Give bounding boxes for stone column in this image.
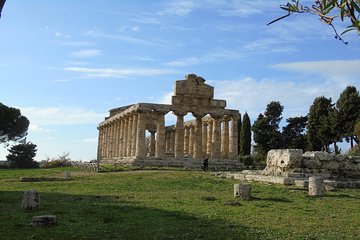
[135,112,146,158]
[206,121,213,156]
[184,126,190,155]
[118,119,123,157]
[149,130,156,156]
[97,127,102,160]
[189,125,194,156]
[202,122,208,156]
[170,130,175,154]
[309,177,325,196]
[123,118,129,157]
[155,113,166,158]
[104,125,109,158]
[120,118,126,157]
[131,114,138,156]
[229,114,240,159]
[126,116,133,157]
[221,116,230,159]
[104,126,108,158]
[211,114,222,159]
[113,121,119,158]
[174,112,186,158]
[193,113,205,159]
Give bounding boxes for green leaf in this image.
[352,1,360,13]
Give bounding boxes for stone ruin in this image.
[97,74,243,170]
[228,149,360,189]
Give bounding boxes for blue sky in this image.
[1,0,359,161]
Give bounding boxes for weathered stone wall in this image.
[263,149,360,179]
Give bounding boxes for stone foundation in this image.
[219,149,360,189]
[101,156,244,171]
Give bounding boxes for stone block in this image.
[21,190,40,210]
[234,183,252,200]
[309,177,325,196]
[302,159,321,169]
[321,160,339,170]
[264,149,303,175]
[294,180,308,188]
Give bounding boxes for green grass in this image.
[0,168,359,239]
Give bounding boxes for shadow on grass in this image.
[0,190,263,240]
[323,193,360,200]
[252,196,292,203]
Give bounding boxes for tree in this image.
[239,112,251,156]
[354,119,360,143]
[252,101,284,155]
[270,0,360,44]
[7,142,38,168]
[307,96,341,152]
[336,86,360,148]
[0,102,29,145]
[0,0,5,18]
[282,116,308,151]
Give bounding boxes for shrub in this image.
[40,152,72,168]
[347,145,360,156]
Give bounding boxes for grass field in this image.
[0,167,359,240]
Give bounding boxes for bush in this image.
[347,145,360,156]
[40,152,72,168]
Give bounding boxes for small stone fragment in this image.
[309,177,325,196]
[31,215,56,227]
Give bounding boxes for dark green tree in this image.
[354,119,360,143]
[239,112,251,156]
[252,101,284,155]
[336,86,360,148]
[307,96,341,152]
[237,114,242,155]
[282,116,308,151]
[0,102,29,145]
[7,142,38,168]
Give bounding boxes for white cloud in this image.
[19,106,105,126]
[210,75,356,122]
[163,49,243,67]
[70,49,102,58]
[28,124,53,133]
[85,29,158,46]
[54,32,72,38]
[272,59,360,77]
[65,67,178,78]
[161,0,200,16]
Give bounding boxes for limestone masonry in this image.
[225,149,360,189]
[97,74,241,169]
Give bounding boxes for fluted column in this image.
[221,116,230,159]
[123,118,129,157]
[135,112,146,158]
[103,125,108,159]
[189,125,194,156]
[113,121,119,158]
[229,114,240,159]
[156,113,166,158]
[206,121,213,156]
[131,114,138,156]
[118,119,123,157]
[97,127,103,160]
[193,113,205,159]
[202,122,208,156]
[105,124,110,158]
[126,116,133,157]
[149,130,156,156]
[184,126,190,155]
[120,118,126,157]
[211,114,222,159]
[174,112,186,158]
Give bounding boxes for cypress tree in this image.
[336,86,360,148]
[239,112,251,156]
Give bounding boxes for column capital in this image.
[211,113,223,119]
[192,111,206,119]
[173,110,187,116]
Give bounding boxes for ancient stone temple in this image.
[97,74,242,169]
